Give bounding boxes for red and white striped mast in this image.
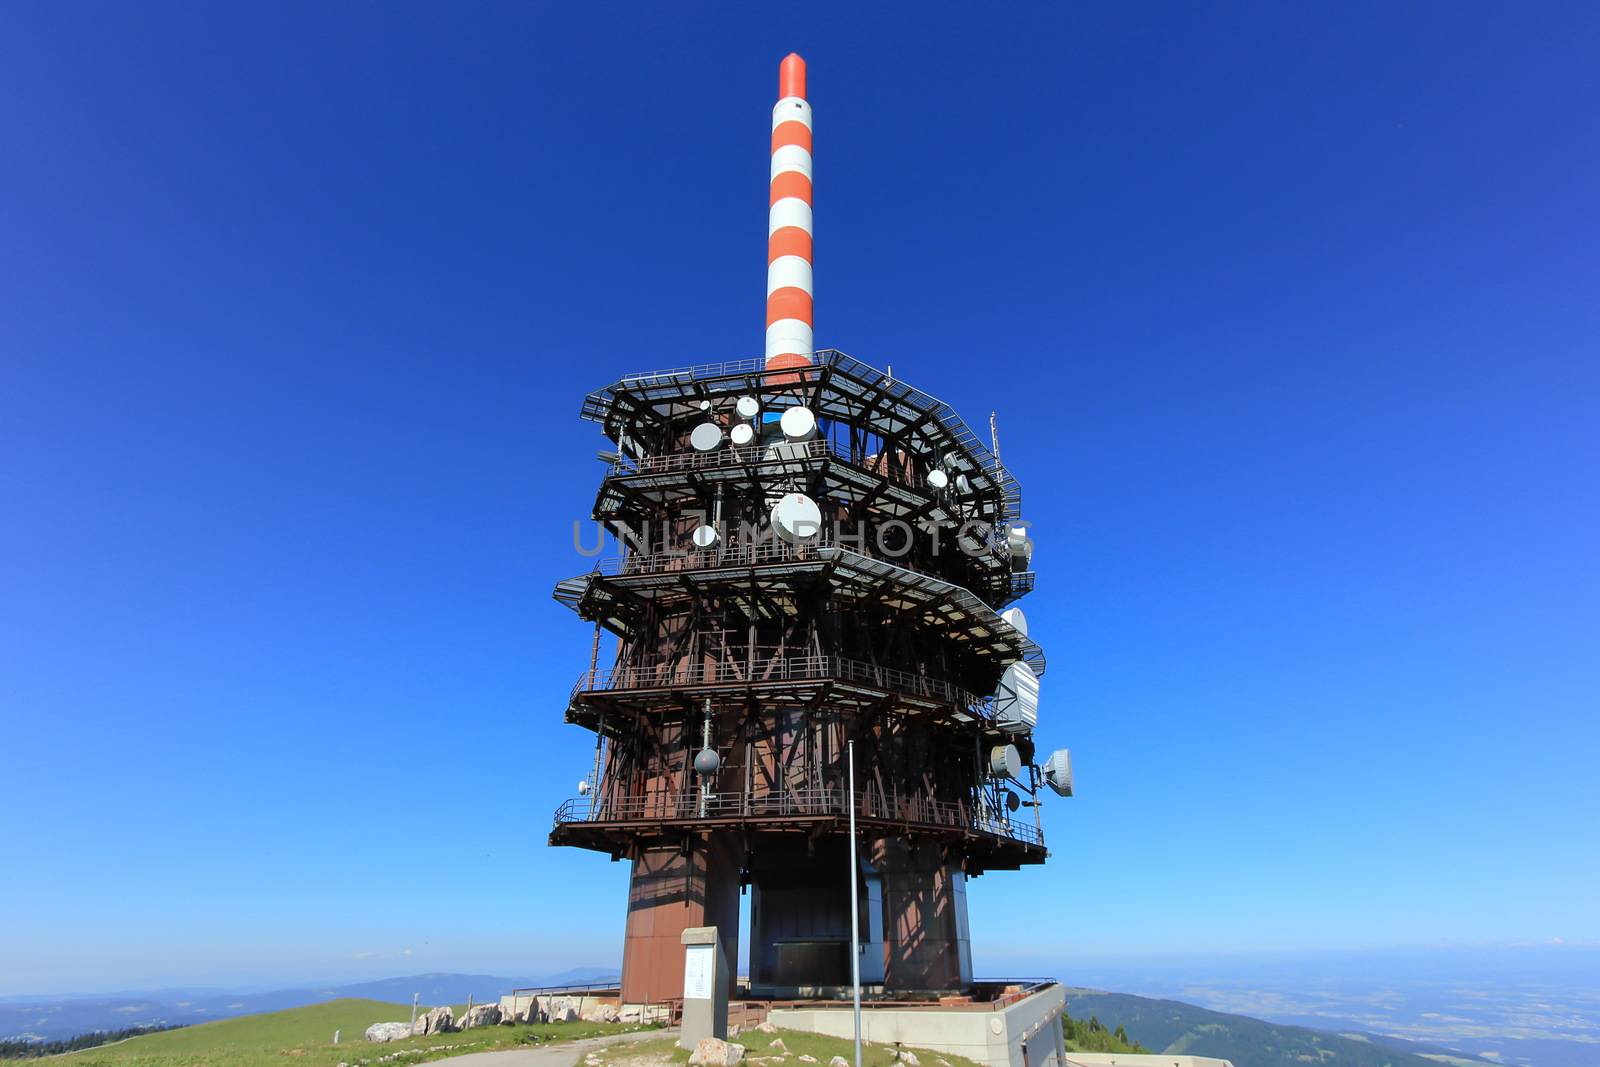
[766,53,814,375]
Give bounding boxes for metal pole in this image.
[847,740,862,1067]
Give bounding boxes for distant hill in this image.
[1065,990,1496,1067]
[0,970,614,1044]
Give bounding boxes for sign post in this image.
[678,925,728,1049]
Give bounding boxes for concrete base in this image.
[769,983,1068,1067]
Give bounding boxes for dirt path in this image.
[432,1028,673,1067]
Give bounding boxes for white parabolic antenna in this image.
[989,744,1022,780]
[1000,606,1028,636]
[927,468,950,490]
[736,395,760,419]
[994,661,1039,734]
[1044,748,1073,797]
[771,492,822,544]
[690,422,724,452]
[730,423,755,446]
[691,524,719,548]
[780,406,817,441]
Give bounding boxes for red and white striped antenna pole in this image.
[766,53,813,379]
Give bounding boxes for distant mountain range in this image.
[0,969,615,1043]
[0,973,1520,1067]
[1066,990,1498,1067]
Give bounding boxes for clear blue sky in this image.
[2,3,1596,996]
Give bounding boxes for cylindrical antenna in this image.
[766,54,814,373]
[989,411,1002,465]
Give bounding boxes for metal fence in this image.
[571,650,989,718]
[554,785,1043,848]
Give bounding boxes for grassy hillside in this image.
[1065,991,1489,1067]
[1061,1008,1149,1054]
[54,998,649,1066]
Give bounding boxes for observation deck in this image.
[549,784,1046,874]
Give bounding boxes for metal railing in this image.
[554,785,1043,848]
[572,650,989,717]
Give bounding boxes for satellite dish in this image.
[771,492,822,544]
[927,469,950,490]
[988,744,1022,780]
[577,780,591,795]
[1005,791,1021,813]
[730,423,755,446]
[1007,526,1033,571]
[994,661,1039,734]
[736,395,760,419]
[1000,607,1028,637]
[690,423,724,452]
[692,525,719,548]
[698,400,712,411]
[779,406,817,441]
[1044,748,1073,797]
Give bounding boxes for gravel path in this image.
[431,1029,673,1067]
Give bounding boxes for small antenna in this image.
[989,411,1002,464]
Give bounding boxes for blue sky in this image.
[2,3,1597,995]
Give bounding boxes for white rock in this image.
[830,1058,851,1067]
[757,1021,779,1033]
[770,1038,787,1051]
[363,1022,412,1043]
[689,1037,748,1067]
[411,1005,454,1036]
[799,1057,819,1064]
[458,1004,501,1030]
[900,1054,919,1066]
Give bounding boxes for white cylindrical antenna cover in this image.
[736,395,761,419]
[989,744,1022,780]
[771,492,823,544]
[699,399,712,411]
[1044,748,1073,797]
[927,468,950,490]
[730,423,755,446]
[1000,607,1028,637]
[779,406,817,441]
[994,661,1039,734]
[692,525,719,548]
[690,423,724,452]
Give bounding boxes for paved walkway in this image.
[435,1028,674,1067]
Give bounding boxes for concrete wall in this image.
[770,983,1067,1067]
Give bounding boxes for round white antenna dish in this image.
[690,422,724,452]
[1044,748,1074,797]
[730,423,755,446]
[955,474,972,495]
[698,400,712,411]
[927,468,950,490]
[577,780,591,795]
[989,744,1022,780]
[691,524,719,549]
[779,406,817,441]
[1000,606,1028,636]
[771,492,823,544]
[993,661,1039,734]
[736,395,760,419]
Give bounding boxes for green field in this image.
[54,998,654,1066]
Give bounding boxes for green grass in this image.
[52,998,657,1067]
[617,1029,984,1067]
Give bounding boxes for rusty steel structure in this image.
[547,55,1067,1006]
